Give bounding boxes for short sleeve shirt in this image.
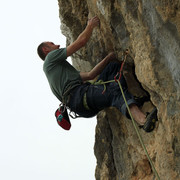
[43,48,82,102]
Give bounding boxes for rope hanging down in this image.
[117,79,160,180]
[116,50,160,180]
[115,50,160,179]
[92,50,160,180]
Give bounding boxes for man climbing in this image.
[37,16,157,132]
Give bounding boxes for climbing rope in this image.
[117,79,160,180]
[89,50,161,179]
[117,50,160,179]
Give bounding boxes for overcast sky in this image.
[0,1,97,180]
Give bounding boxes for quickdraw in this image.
[114,49,128,83]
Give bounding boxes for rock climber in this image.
[37,16,157,132]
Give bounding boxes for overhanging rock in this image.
[58,0,180,179]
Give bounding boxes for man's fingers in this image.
[88,16,100,25]
[93,16,100,23]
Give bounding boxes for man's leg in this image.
[129,104,158,132]
[109,79,158,132]
[68,84,98,118]
[129,104,146,125]
[86,83,111,112]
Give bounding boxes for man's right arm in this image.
[66,16,100,57]
[80,52,116,82]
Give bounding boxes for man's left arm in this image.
[80,52,116,82]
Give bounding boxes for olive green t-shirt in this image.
[43,48,82,103]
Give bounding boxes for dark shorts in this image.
[68,62,138,118]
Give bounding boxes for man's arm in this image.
[80,52,116,82]
[66,16,100,57]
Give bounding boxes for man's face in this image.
[45,42,60,51]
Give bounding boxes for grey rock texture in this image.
[58,0,180,179]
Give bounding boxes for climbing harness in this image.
[83,49,160,180]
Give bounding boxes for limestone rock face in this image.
[58,0,180,179]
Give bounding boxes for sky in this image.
[0,1,97,180]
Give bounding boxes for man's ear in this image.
[42,46,49,54]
